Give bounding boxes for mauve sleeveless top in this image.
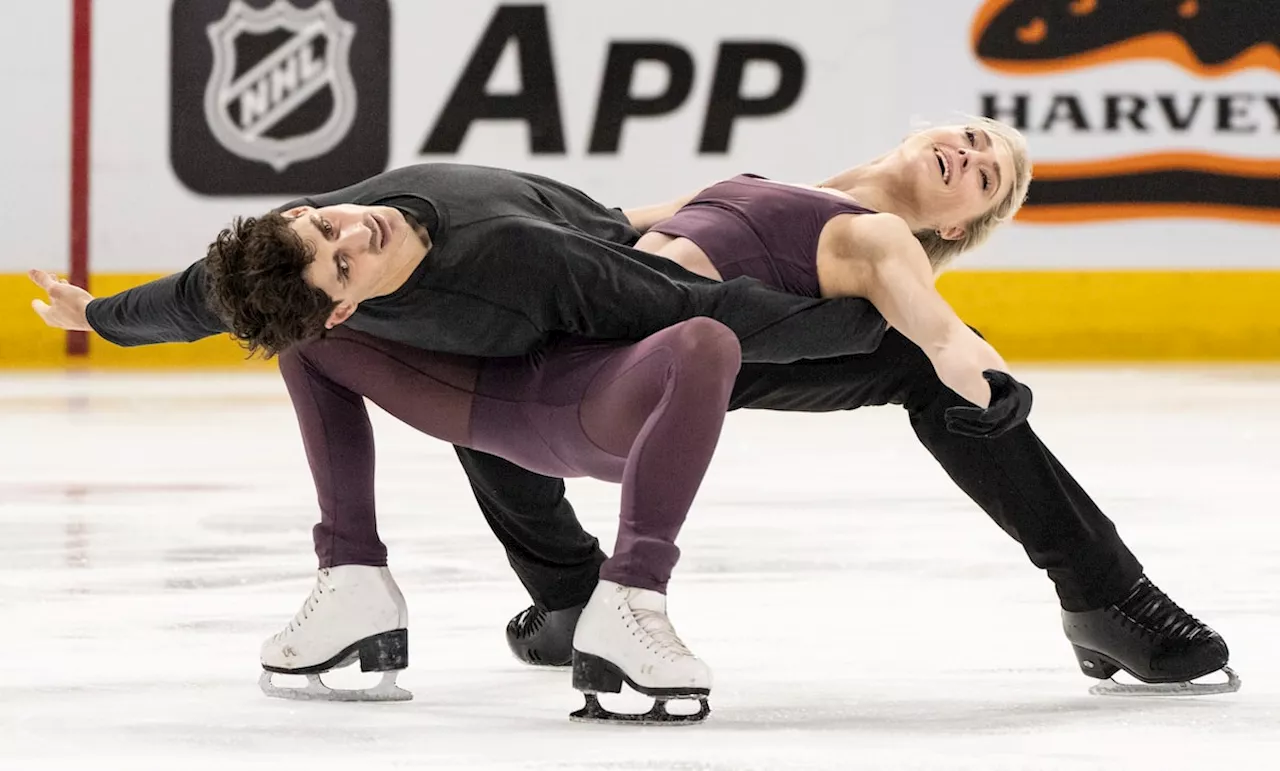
[650,174,876,298]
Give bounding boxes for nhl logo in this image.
[203,0,357,171]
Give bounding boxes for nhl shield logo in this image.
[203,0,357,171]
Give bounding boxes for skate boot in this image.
[505,603,584,667]
[570,580,711,725]
[259,565,411,702]
[1063,575,1238,696]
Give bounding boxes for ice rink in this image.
[2,367,1278,770]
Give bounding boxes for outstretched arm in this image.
[29,261,229,346]
[842,214,1009,407]
[25,195,321,346]
[28,194,322,347]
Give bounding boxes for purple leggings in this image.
[277,318,741,593]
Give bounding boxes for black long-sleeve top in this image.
[86,164,886,364]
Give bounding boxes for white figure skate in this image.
[570,580,711,725]
[259,565,411,702]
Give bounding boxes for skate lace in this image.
[631,608,694,661]
[1112,578,1212,643]
[278,569,333,639]
[510,606,546,639]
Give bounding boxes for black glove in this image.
[944,370,1032,439]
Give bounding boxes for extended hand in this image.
[29,269,94,331]
[944,370,1032,439]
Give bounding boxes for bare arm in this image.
[841,215,1009,407]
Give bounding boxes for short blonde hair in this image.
[914,116,1032,272]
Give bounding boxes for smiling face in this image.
[285,203,423,327]
[897,123,1018,240]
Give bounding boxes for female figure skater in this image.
[629,118,1032,412]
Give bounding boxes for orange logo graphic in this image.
[971,0,1280,224]
[972,0,1280,76]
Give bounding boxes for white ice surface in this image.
[1,367,1278,770]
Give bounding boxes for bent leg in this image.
[453,447,606,610]
[283,321,738,599]
[286,328,605,609]
[279,329,482,568]
[574,317,742,593]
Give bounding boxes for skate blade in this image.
[569,693,710,726]
[1089,666,1241,697]
[258,669,413,702]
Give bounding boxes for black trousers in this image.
[455,329,1143,614]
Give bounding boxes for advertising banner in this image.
[2,0,1277,364]
[902,0,1279,267]
[5,0,1276,274]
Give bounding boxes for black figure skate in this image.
[505,602,585,667]
[1063,575,1239,696]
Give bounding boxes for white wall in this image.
[0,1,71,273]
[1,0,1275,274]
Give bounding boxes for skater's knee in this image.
[662,318,742,381]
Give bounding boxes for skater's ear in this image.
[325,300,357,329]
[281,205,312,220]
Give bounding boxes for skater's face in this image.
[287,204,423,328]
[895,124,1017,241]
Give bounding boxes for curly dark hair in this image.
[203,212,337,358]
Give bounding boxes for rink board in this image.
[6,270,1280,367]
